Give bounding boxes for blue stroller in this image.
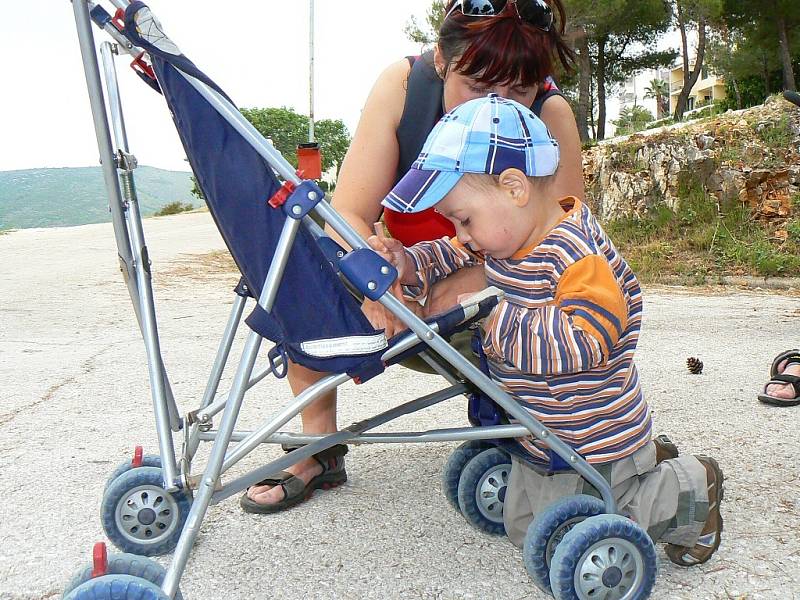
[66,1,659,598]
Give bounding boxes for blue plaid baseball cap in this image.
[382,94,559,214]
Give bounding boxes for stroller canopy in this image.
[123,2,387,378]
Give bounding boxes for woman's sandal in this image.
[758,349,800,407]
[664,456,725,566]
[239,444,348,514]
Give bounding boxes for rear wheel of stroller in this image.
[457,448,511,535]
[104,455,163,492]
[101,467,191,557]
[549,514,658,600]
[63,552,184,599]
[522,494,606,595]
[63,574,170,599]
[441,440,493,512]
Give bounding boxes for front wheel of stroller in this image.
[101,467,191,557]
[549,514,658,600]
[523,494,606,595]
[63,552,183,600]
[104,454,163,492]
[441,440,493,512]
[457,448,511,536]
[63,574,170,600]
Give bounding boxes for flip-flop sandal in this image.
[768,349,800,379]
[239,444,348,514]
[758,373,800,407]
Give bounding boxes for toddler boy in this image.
[372,94,723,566]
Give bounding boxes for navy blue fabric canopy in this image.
[124,2,387,378]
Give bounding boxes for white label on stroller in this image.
[300,334,388,358]
[134,8,182,56]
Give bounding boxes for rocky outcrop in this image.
[583,96,800,223]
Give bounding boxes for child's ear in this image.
[498,169,529,207]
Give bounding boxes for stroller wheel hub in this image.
[137,508,157,525]
[575,537,644,599]
[601,565,622,587]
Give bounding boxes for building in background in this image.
[669,62,726,114]
[605,68,671,137]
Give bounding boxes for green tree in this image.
[644,78,670,118]
[239,106,351,175]
[404,0,447,44]
[579,0,675,140]
[612,105,655,135]
[671,0,724,121]
[723,0,800,92]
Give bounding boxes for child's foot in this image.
[653,434,679,464]
[664,456,724,566]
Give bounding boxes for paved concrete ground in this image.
[1,212,799,600]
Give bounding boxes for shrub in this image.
[155,201,194,216]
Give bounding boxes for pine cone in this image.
[686,357,704,374]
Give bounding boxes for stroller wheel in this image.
[63,574,170,600]
[104,455,163,492]
[101,467,191,556]
[63,551,184,600]
[457,448,511,535]
[522,494,605,595]
[441,440,492,512]
[549,514,658,600]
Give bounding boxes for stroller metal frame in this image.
[70,1,619,597]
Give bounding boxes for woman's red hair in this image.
[438,0,574,87]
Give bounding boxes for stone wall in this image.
[583,96,800,226]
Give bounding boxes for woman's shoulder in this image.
[372,58,414,97]
[363,58,414,126]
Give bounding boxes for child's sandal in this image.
[664,456,724,566]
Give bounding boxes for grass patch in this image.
[717,144,743,164]
[605,184,800,283]
[755,114,793,148]
[607,142,645,171]
[154,201,195,217]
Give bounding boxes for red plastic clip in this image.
[111,8,126,31]
[91,542,108,578]
[132,445,144,468]
[130,52,157,81]
[268,181,297,209]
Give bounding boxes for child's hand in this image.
[367,222,412,281]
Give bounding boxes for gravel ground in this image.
[1,212,799,600]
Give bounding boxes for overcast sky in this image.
[1,0,433,172]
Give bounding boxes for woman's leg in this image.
[245,361,338,505]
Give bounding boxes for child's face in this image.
[435,176,534,260]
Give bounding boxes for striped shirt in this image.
[405,197,651,465]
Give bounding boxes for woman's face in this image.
[434,49,540,111]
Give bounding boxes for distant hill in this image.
[0,166,201,230]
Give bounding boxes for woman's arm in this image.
[327,59,411,245]
[538,94,585,201]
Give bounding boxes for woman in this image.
[241,0,584,513]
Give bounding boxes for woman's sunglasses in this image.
[445,0,554,32]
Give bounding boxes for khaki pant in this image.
[503,440,710,549]
[400,328,479,374]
